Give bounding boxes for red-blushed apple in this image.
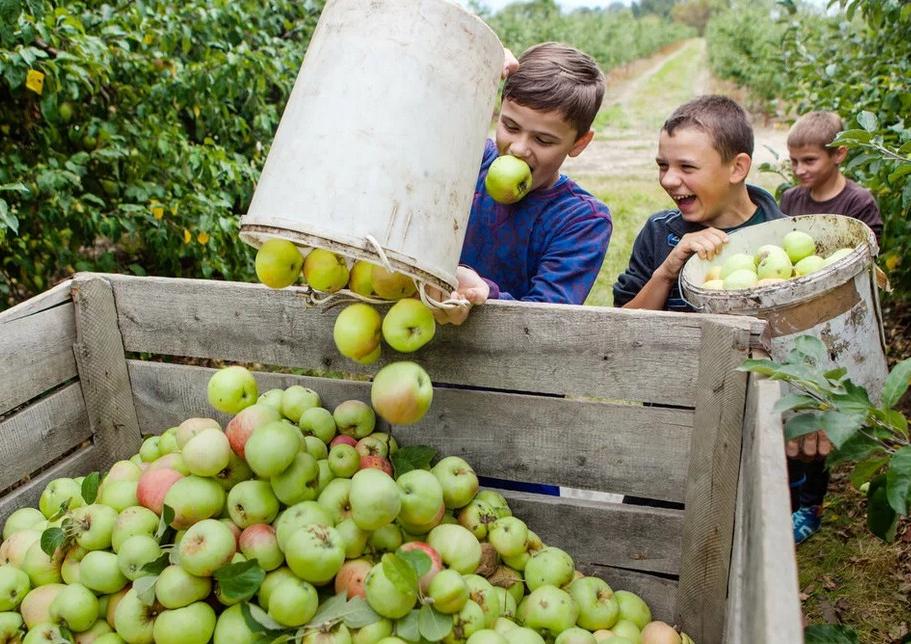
[136,468,184,515]
[19,584,65,629]
[155,565,212,609]
[78,551,127,595]
[244,420,300,477]
[370,361,433,426]
[333,401,376,438]
[0,528,41,568]
[428,568,469,614]
[330,434,358,449]
[350,469,400,531]
[255,238,303,289]
[181,427,231,477]
[640,621,681,644]
[399,541,443,593]
[381,299,436,353]
[299,407,337,443]
[303,249,349,293]
[175,418,221,449]
[485,155,531,204]
[427,524,482,574]
[359,455,393,476]
[432,456,479,509]
[523,585,579,637]
[283,524,345,585]
[334,558,373,599]
[207,366,259,415]
[371,267,416,300]
[163,475,226,529]
[364,560,417,619]
[239,524,284,571]
[334,303,383,364]
[227,480,280,528]
[225,404,281,459]
[268,577,319,627]
[177,519,236,576]
[220,518,242,548]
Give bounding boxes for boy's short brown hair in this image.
[662,95,754,162]
[502,43,605,138]
[787,111,843,150]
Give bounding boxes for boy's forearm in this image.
[621,266,675,310]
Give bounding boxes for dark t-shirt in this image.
[780,179,882,242]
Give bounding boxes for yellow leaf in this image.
[26,69,45,95]
[886,255,901,271]
[197,231,210,245]
[193,105,200,118]
[183,229,191,244]
[143,33,154,45]
[151,206,164,220]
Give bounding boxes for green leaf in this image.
[341,597,383,629]
[133,575,158,606]
[832,129,873,144]
[772,393,819,414]
[828,430,882,467]
[0,200,18,234]
[784,412,822,441]
[391,446,437,477]
[737,358,780,376]
[848,455,889,489]
[241,602,286,634]
[418,605,453,642]
[804,624,859,644]
[790,335,828,367]
[867,476,899,542]
[307,592,349,629]
[396,546,432,578]
[48,499,71,522]
[140,552,170,576]
[880,358,911,409]
[818,411,864,449]
[395,609,420,642]
[40,527,66,556]
[857,111,879,132]
[823,367,847,381]
[80,472,100,504]
[885,446,911,515]
[382,553,418,596]
[214,559,266,603]
[156,505,175,540]
[877,408,909,438]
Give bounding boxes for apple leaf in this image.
[392,446,437,477]
[818,411,865,449]
[885,446,911,515]
[40,526,65,556]
[824,367,848,381]
[341,597,383,629]
[867,476,900,542]
[784,412,822,441]
[396,609,421,642]
[307,592,349,629]
[382,552,418,596]
[848,455,889,489]
[214,559,266,603]
[156,504,175,541]
[737,358,778,376]
[772,393,819,414]
[54,625,74,644]
[241,602,286,634]
[418,605,453,642]
[133,575,158,606]
[880,358,911,409]
[48,499,71,522]
[396,546,432,578]
[80,472,100,504]
[140,552,170,576]
[790,335,828,368]
[804,624,859,643]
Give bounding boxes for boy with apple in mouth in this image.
[612,95,786,312]
[435,43,613,324]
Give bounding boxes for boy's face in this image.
[495,99,593,192]
[656,127,751,226]
[789,144,846,190]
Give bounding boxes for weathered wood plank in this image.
[103,273,762,407]
[128,361,694,502]
[501,489,684,575]
[0,443,107,527]
[0,302,77,417]
[675,321,750,643]
[725,376,802,643]
[0,279,73,323]
[0,382,91,493]
[72,277,143,463]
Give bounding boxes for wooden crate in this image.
[0,274,802,643]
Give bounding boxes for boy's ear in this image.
[568,130,595,158]
[729,152,752,184]
[831,145,848,164]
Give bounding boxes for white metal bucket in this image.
[680,214,888,397]
[240,0,504,296]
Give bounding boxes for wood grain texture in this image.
[103,273,762,407]
[0,279,73,323]
[724,376,803,643]
[675,320,750,643]
[0,382,91,492]
[72,276,143,463]
[128,361,694,501]
[0,302,77,417]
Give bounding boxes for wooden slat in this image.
[0,443,107,527]
[501,490,683,575]
[725,376,802,643]
[128,361,694,502]
[0,382,92,492]
[675,321,750,643]
[0,302,77,417]
[103,273,763,407]
[0,279,73,323]
[588,567,678,624]
[71,277,143,463]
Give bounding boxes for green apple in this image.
[352,618,393,644]
[464,575,501,628]
[719,253,755,279]
[554,628,596,644]
[3,508,46,539]
[485,156,531,205]
[138,436,161,463]
[49,583,98,632]
[794,254,825,276]
[370,361,433,426]
[271,452,321,506]
[334,303,383,363]
[116,536,161,581]
[432,457,479,509]
[257,389,285,412]
[268,577,319,627]
[181,427,231,477]
[304,249,349,293]
[225,403,281,459]
[328,444,360,478]
[274,501,333,551]
[213,604,259,644]
[306,436,330,461]
[782,230,816,263]
[207,366,258,415]
[22,623,65,644]
[364,560,417,619]
[702,279,725,289]
[299,407,337,443]
[350,468,400,531]
[152,602,216,644]
[381,299,436,353]
[488,517,528,559]
[283,524,345,585]
[21,541,63,587]
[113,589,157,644]
[214,452,255,491]
[443,600,486,644]
[502,627,545,644]
[175,418,221,449]
[281,385,321,423]
[38,478,84,518]
[466,631,508,644]
[333,400,376,438]
[371,267,416,300]
[368,524,403,554]
[1,529,41,568]
[97,480,139,513]
[523,585,579,637]
[164,475,226,528]
[61,546,86,584]
[255,238,303,289]
[723,269,758,290]
[244,420,301,477]
[79,551,128,595]
[524,547,575,591]
[227,480,280,528]
[613,591,651,630]
[155,565,212,609]
[755,245,792,280]
[427,524,481,574]
[611,619,641,642]
[397,469,445,529]
[348,261,376,297]
[494,588,517,621]
[428,568,469,614]
[0,565,30,611]
[20,584,64,629]
[457,499,496,539]
[177,519,236,576]
[257,567,296,609]
[567,577,619,630]
[0,611,23,642]
[158,430,179,456]
[74,618,113,644]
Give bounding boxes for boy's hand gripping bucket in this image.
[239,0,504,304]
[680,214,888,397]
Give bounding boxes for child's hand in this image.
[657,227,729,282]
[426,266,490,326]
[787,430,831,462]
[502,48,519,79]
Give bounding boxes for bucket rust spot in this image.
[760,280,861,336]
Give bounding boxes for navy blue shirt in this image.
[613,185,786,312]
[459,140,612,304]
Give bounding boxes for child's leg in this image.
[787,457,807,511]
[798,459,830,508]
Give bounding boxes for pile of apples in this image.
[701,230,855,291]
[0,367,693,644]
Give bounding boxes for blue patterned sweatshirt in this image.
[459,140,612,304]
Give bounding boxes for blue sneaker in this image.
[792,505,822,544]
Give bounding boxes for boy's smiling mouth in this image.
[672,193,697,207]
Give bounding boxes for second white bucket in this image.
[240,0,505,294]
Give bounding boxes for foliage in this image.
[0,0,325,307]
[740,335,911,543]
[670,0,724,36]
